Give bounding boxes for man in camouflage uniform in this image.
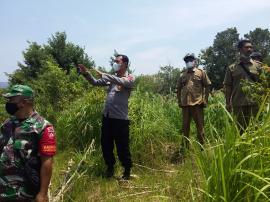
[223,39,262,132]
[0,85,56,202]
[177,53,211,152]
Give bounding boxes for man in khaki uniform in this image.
[224,39,262,132]
[177,53,211,151]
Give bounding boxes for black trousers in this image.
[101,116,132,169]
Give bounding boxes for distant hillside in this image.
[0,82,8,89]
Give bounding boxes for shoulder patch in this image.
[127,74,135,81]
[228,63,238,71]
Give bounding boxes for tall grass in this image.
[52,88,187,201]
[129,90,181,166]
[194,94,270,202]
[56,88,105,150]
[56,88,182,166]
[54,87,270,201]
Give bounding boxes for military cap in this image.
[3,84,34,98]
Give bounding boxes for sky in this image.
[0,0,270,81]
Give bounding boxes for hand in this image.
[226,105,232,112]
[93,68,104,77]
[35,192,49,202]
[78,64,88,75]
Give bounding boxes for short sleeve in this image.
[202,71,211,86]
[39,125,57,156]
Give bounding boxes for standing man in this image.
[223,39,262,132]
[78,54,134,180]
[176,53,211,152]
[0,85,56,202]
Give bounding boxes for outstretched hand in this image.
[78,64,87,74]
[93,68,104,77]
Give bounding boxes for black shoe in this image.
[105,166,114,178]
[122,168,130,180]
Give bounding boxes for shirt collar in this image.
[12,111,37,124]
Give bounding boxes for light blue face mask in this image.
[186,61,194,69]
[113,62,121,72]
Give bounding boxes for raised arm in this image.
[78,64,108,86]
[101,73,135,88]
[83,72,109,86]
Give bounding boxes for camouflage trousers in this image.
[0,176,34,202]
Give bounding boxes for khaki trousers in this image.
[181,105,205,148]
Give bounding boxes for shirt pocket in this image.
[192,75,202,87]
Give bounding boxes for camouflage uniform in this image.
[177,67,211,145]
[0,112,53,201]
[223,59,262,130]
[0,85,56,201]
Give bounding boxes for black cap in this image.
[183,53,196,62]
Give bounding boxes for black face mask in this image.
[5,102,20,115]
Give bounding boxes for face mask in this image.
[5,102,20,115]
[186,61,194,69]
[112,63,121,72]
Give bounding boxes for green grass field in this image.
[50,90,270,201]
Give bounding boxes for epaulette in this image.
[228,62,238,71]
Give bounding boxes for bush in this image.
[30,61,90,123]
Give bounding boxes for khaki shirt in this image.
[223,59,262,107]
[177,67,211,106]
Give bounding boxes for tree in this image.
[46,32,94,74]
[15,42,50,81]
[200,27,239,89]
[30,61,90,123]
[244,28,270,66]
[158,65,181,95]
[8,32,95,84]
